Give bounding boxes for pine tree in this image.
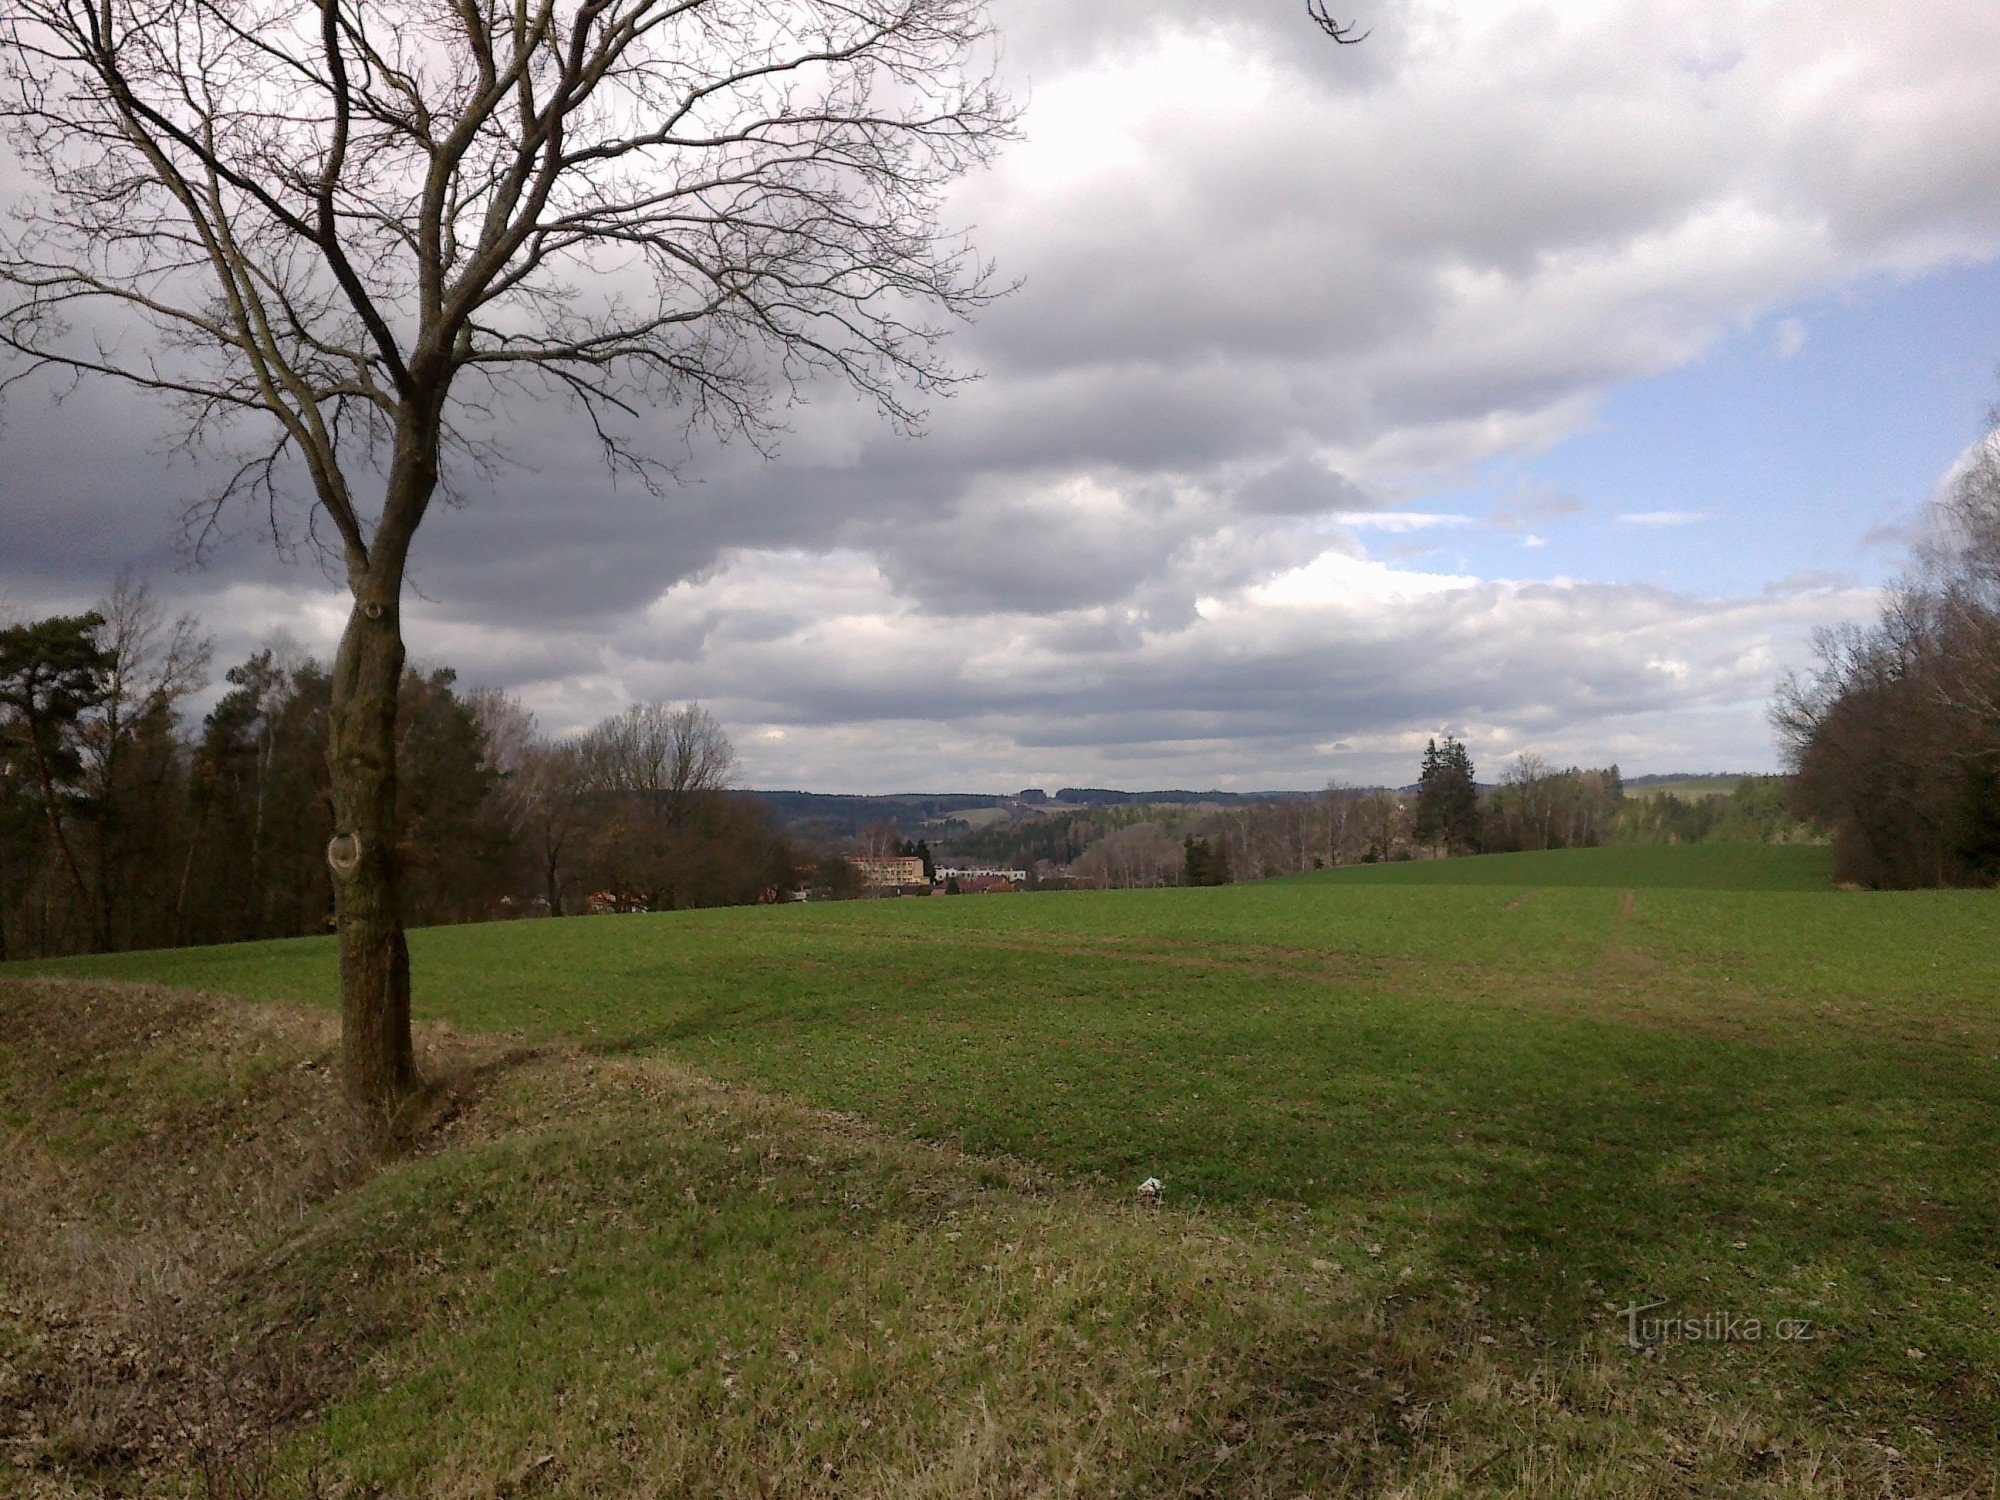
[1411,739,1444,847]
[1181,834,1231,886]
[1413,736,1481,855]
[0,614,114,937]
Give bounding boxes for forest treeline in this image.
[951,752,1809,891]
[1775,428,2000,887]
[23,468,1984,961]
[0,582,810,960]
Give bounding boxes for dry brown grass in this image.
[0,979,516,1495]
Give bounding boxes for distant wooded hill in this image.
[742,777,1781,837]
[740,786,1316,839]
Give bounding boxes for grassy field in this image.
[5,844,1997,1496]
[1621,775,1782,802]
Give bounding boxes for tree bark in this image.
[324,410,441,1132]
[328,580,416,1128]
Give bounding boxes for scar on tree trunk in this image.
[328,590,418,1135]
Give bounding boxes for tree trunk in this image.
[327,574,417,1129]
[322,400,444,1133]
[544,842,565,916]
[26,731,94,948]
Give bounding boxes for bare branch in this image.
[3,0,1017,577]
[1306,2,1369,43]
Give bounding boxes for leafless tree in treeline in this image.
[567,699,796,911]
[0,580,210,956]
[1322,783,1355,868]
[0,0,1015,1126]
[1200,788,1413,877]
[511,740,591,914]
[1482,754,1623,854]
[1047,790,1410,889]
[1775,425,2000,886]
[856,821,907,859]
[1916,435,2000,731]
[1072,821,1182,890]
[464,688,539,789]
[80,577,212,948]
[1354,791,1408,863]
[581,701,736,824]
[464,688,585,913]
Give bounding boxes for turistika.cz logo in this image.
[1619,1299,1815,1349]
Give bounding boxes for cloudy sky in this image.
[7,0,2000,792]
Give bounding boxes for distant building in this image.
[851,855,927,888]
[934,866,1028,885]
[954,873,1019,894]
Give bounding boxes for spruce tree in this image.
[1413,735,1481,855]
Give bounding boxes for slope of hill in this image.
[7,844,1996,1495]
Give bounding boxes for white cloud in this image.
[1616,510,1708,528]
[1242,548,1479,609]
[1330,511,1476,533]
[399,540,1876,789]
[6,0,1998,786]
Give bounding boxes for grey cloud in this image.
[866,496,1181,616]
[991,0,1412,83]
[563,539,1874,783]
[1231,456,1369,517]
[1860,515,1917,553]
[2,1,1991,789]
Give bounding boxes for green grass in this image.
[7,843,1999,1495]
[1307,842,1832,889]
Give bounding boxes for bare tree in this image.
[463,687,586,912]
[574,699,740,908]
[1356,789,1406,863]
[1,0,1012,1126]
[463,687,539,788]
[1919,432,2000,731]
[1072,820,1180,890]
[82,575,211,946]
[855,818,905,858]
[581,699,735,823]
[1322,781,1358,867]
[513,737,589,913]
